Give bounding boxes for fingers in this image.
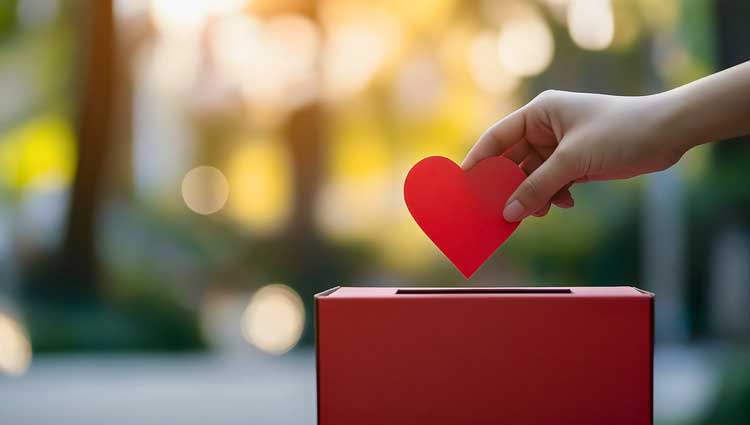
[530,187,574,217]
[503,150,580,222]
[551,185,574,208]
[520,151,543,175]
[532,203,551,217]
[520,155,574,216]
[461,108,526,170]
[502,141,531,164]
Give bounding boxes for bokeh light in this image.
[212,15,286,105]
[266,14,321,106]
[322,15,401,99]
[317,114,391,238]
[379,213,439,272]
[241,284,305,355]
[226,140,292,234]
[394,54,444,116]
[181,166,229,215]
[468,31,520,94]
[0,116,76,192]
[385,0,456,33]
[138,34,201,100]
[567,0,615,51]
[210,14,321,110]
[149,0,249,36]
[114,0,148,21]
[497,4,554,77]
[317,175,392,238]
[0,313,32,377]
[266,15,322,73]
[210,14,264,86]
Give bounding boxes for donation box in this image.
[315,286,653,425]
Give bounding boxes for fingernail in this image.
[503,200,525,222]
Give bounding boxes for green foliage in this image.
[701,352,750,425]
[680,0,717,69]
[23,270,205,352]
[684,148,750,336]
[0,0,18,43]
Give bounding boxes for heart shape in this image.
[404,156,526,278]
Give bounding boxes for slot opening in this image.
[396,288,572,295]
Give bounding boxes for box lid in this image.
[317,286,652,299]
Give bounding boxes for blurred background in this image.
[0,0,747,423]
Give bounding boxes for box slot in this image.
[396,288,572,295]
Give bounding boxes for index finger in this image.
[461,107,527,170]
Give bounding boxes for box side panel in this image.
[315,295,337,425]
[315,297,320,425]
[650,294,655,425]
[318,296,652,425]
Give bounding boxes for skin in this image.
[462,61,750,222]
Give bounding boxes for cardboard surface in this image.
[404,156,526,278]
[316,286,653,425]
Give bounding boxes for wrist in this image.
[652,89,704,154]
[655,63,750,150]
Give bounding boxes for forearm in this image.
[659,61,750,151]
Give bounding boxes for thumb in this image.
[503,151,578,222]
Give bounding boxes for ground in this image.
[0,347,718,424]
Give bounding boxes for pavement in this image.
[0,346,720,425]
[0,351,317,425]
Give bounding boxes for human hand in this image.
[462,62,750,223]
[462,90,687,221]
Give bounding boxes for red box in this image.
[315,286,653,425]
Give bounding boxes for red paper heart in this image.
[404,156,526,278]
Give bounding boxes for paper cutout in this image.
[404,156,526,278]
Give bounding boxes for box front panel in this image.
[318,294,651,425]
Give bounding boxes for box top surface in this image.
[317,286,652,299]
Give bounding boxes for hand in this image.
[462,90,685,221]
[462,62,750,223]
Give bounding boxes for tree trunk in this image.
[55,0,115,297]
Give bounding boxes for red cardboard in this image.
[316,286,653,425]
[404,156,526,278]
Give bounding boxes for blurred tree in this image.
[59,0,115,295]
[701,354,750,425]
[685,0,750,338]
[28,0,116,298]
[714,0,750,160]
